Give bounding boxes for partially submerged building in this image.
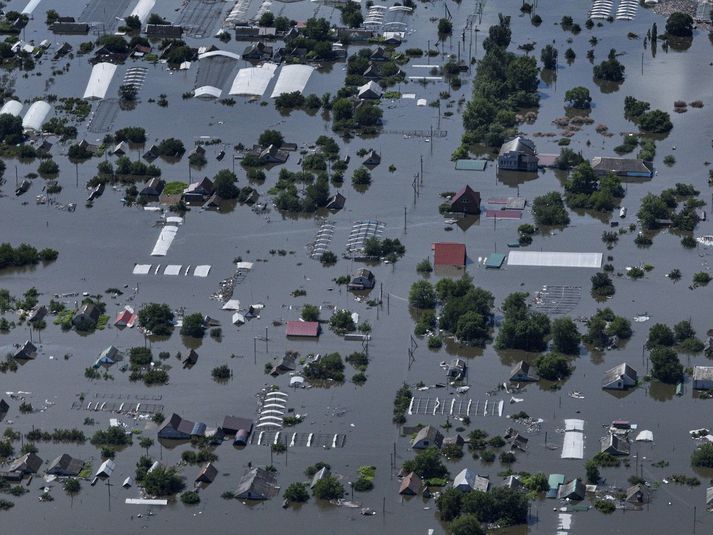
[348,268,375,291]
[693,366,713,390]
[509,361,538,382]
[158,413,205,440]
[600,433,630,456]
[286,321,320,338]
[47,454,84,477]
[433,242,466,268]
[14,340,37,360]
[602,363,638,390]
[557,478,585,500]
[195,462,218,485]
[626,483,650,504]
[411,425,443,450]
[590,156,653,178]
[498,137,537,172]
[448,185,481,215]
[235,467,278,500]
[399,471,422,496]
[9,452,43,475]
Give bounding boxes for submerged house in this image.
[358,81,383,101]
[183,177,215,204]
[362,149,381,167]
[448,185,481,215]
[433,242,466,268]
[286,321,320,338]
[158,413,205,441]
[590,156,653,178]
[509,361,538,382]
[326,192,346,211]
[235,467,278,500]
[558,478,585,500]
[259,144,289,164]
[693,366,713,390]
[47,454,84,477]
[626,483,650,504]
[411,425,443,450]
[9,453,43,475]
[72,303,100,329]
[453,468,477,492]
[497,137,538,172]
[602,363,638,390]
[14,340,37,360]
[139,178,165,200]
[195,462,218,485]
[310,466,331,489]
[399,472,422,496]
[600,433,630,456]
[94,345,119,368]
[348,268,375,291]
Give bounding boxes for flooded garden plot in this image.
[0,0,712,533]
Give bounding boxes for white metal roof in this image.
[635,430,653,442]
[132,264,152,275]
[163,265,182,276]
[22,0,42,15]
[222,299,241,310]
[0,100,22,117]
[229,63,278,97]
[194,85,222,99]
[564,419,585,431]
[198,50,242,61]
[507,251,602,268]
[150,226,178,256]
[22,101,51,131]
[130,0,155,23]
[270,65,314,98]
[561,431,584,459]
[83,62,118,100]
[193,265,211,277]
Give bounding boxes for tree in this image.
[181,491,200,504]
[638,193,671,229]
[138,303,174,336]
[665,12,693,37]
[692,443,713,468]
[456,311,489,344]
[258,129,284,147]
[438,18,453,35]
[564,86,591,109]
[409,281,436,309]
[450,514,485,535]
[535,353,571,381]
[0,114,23,145]
[124,15,141,30]
[329,311,354,332]
[340,2,363,28]
[551,317,580,354]
[38,160,59,176]
[437,487,463,521]
[460,487,528,526]
[591,272,615,298]
[593,50,625,82]
[312,474,344,500]
[139,437,154,455]
[147,13,169,25]
[352,167,371,185]
[673,320,696,343]
[585,459,600,483]
[331,98,353,122]
[157,138,185,157]
[554,147,584,170]
[97,34,128,53]
[301,304,320,322]
[650,346,683,384]
[638,110,672,133]
[532,192,570,226]
[213,169,239,199]
[540,45,557,69]
[354,104,382,127]
[284,482,310,503]
[180,313,205,338]
[258,11,275,27]
[142,466,184,496]
[496,292,550,351]
[646,323,675,348]
[402,447,448,479]
[64,478,81,495]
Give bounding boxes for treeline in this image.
[0,243,58,270]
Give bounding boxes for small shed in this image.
[411,425,443,450]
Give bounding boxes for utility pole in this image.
[403,206,407,233]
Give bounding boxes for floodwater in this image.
[1,0,713,533]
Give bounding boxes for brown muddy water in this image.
[0,0,712,533]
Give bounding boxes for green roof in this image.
[485,253,506,269]
[455,159,487,171]
[548,473,565,490]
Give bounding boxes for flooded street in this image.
[0,0,712,533]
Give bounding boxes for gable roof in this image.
[499,136,536,156]
[47,453,84,476]
[602,363,637,387]
[411,425,443,449]
[196,462,218,483]
[510,360,538,381]
[433,242,466,267]
[10,452,43,473]
[558,478,585,500]
[235,467,278,499]
[590,157,653,175]
[449,185,480,206]
[399,471,422,495]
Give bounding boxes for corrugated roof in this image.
[286,321,319,337]
[507,251,602,268]
[433,242,466,266]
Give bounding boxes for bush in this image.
[532,192,570,226]
[353,478,373,492]
[142,466,184,496]
[284,482,310,503]
[535,353,571,381]
[301,304,320,322]
[403,447,448,479]
[180,313,205,338]
[211,365,231,380]
[692,443,713,468]
[409,281,436,309]
[312,475,344,500]
[180,491,200,505]
[138,303,174,336]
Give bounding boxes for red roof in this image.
[450,185,479,205]
[286,321,320,337]
[433,243,466,266]
[114,309,136,327]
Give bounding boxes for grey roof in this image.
[558,478,585,500]
[195,462,218,483]
[159,413,196,438]
[235,467,278,500]
[453,468,475,490]
[602,363,638,388]
[352,268,374,280]
[9,452,43,474]
[473,475,490,492]
[693,366,713,382]
[411,425,444,449]
[47,454,84,476]
[625,483,649,503]
[222,415,253,434]
[310,466,330,489]
[590,157,653,175]
[600,433,630,455]
[504,475,523,490]
[707,486,713,506]
[499,136,536,156]
[510,360,538,381]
